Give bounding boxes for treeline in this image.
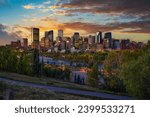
[42,45,150,99]
[42,52,107,65]
[0,47,33,75]
[1,45,150,99]
[0,46,71,80]
[44,64,70,80]
[88,49,150,99]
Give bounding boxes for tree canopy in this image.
[120,52,150,99]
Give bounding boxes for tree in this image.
[120,52,150,99]
[93,52,107,64]
[77,75,80,84]
[143,40,150,51]
[0,81,8,93]
[74,73,77,83]
[32,49,40,76]
[40,57,44,76]
[17,53,23,74]
[104,51,126,92]
[0,46,18,72]
[64,67,71,80]
[88,64,99,87]
[104,51,122,76]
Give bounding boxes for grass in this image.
[0,71,128,96]
[0,81,94,100]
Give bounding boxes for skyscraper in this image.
[58,30,63,38]
[45,30,54,42]
[11,40,21,48]
[120,39,130,49]
[89,35,93,44]
[73,32,80,44]
[40,37,46,48]
[113,39,120,50]
[104,32,112,48]
[22,38,28,47]
[95,32,103,44]
[32,28,39,49]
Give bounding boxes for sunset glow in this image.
[0,0,150,45]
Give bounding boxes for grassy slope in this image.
[0,82,93,100]
[0,72,127,96]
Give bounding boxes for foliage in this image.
[1,46,150,99]
[32,49,40,76]
[0,81,8,92]
[88,64,99,87]
[104,50,145,93]
[17,53,33,75]
[120,52,150,99]
[104,51,126,92]
[142,41,150,51]
[44,64,71,80]
[0,46,34,76]
[104,51,122,76]
[0,47,18,72]
[42,52,107,66]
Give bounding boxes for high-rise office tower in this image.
[58,30,63,38]
[88,35,95,44]
[73,32,80,44]
[95,32,103,44]
[22,38,28,47]
[11,40,21,48]
[104,32,112,48]
[45,30,54,42]
[120,39,130,49]
[113,39,120,50]
[89,35,93,44]
[40,37,46,48]
[32,28,39,49]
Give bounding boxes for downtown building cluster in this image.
[9,28,146,52]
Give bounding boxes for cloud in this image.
[43,1,51,5]
[0,24,21,45]
[54,0,150,35]
[59,0,150,17]
[35,15,150,34]
[23,1,57,12]
[23,5,35,9]
[23,1,51,10]
[56,10,66,15]
[1,16,149,45]
[61,20,150,34]
[23,2,61,14]
[40,8,50,12]
[116,21,150,34]
[23,4,44,9]
[49,5,60,10]
[22,15,150,36]
[11,25,31,38]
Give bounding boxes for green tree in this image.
[143,41,150,51]
[104,51,126,92]
[120,52,150,99]
[88,64,99,87]
[0,46,18,72]
[0,81,8,93]
[93,52,107,64]
[32,49,40,76]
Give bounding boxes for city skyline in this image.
[0,0,150,45]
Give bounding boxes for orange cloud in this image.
[23,5,35,9]
[49,5,60,10]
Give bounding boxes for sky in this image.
[0,0,150,45]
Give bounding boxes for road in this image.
[0,77,133,100]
